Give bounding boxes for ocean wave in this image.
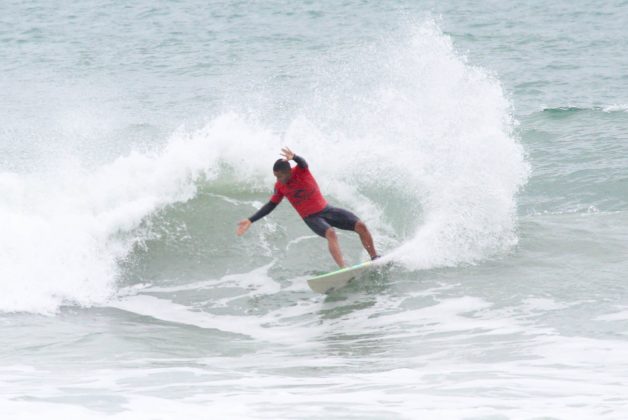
[0,20,528,314]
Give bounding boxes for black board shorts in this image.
[303,205,360,237]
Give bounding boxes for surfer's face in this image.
[274,170,291,185]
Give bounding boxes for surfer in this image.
[236,147,379,268]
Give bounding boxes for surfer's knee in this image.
[325,227,337,240]
[354,220,367,233]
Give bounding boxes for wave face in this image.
[0,21,528,314]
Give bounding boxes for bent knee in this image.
[325,227,337,239]
[354,220,367,232]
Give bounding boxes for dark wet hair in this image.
[273,159,291,172]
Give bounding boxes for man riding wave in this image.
[237,148,379,268]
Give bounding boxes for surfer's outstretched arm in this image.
[236,201,278,236]
[249,201,278,222]
[293,155,308,169]
[280,147,308,169]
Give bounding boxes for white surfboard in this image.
[307,261,373,294]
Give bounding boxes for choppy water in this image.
[1,1,628,419]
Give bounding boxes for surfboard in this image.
[307,261,373,294]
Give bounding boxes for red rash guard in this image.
[270,165,328,218]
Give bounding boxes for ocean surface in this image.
[2,1,628,418]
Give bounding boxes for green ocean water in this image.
[1,1,628,418]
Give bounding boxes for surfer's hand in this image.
[280,147,295,161]
[236,219,252,236]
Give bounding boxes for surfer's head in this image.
[273,159,291,184]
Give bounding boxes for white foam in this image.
[522,297,570,312]
[141,262,278,295]
[329,295,523,338]
[596,309,628,321]
[108,294,268,340]
[107,291,326,344]
[603,104,628,112]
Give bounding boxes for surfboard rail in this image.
[306,261,373,294]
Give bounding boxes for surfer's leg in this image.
[354,221,378,260]
[325,227,346,268]
[304,213,345,267]
[321,206,379,260]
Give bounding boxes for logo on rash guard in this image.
[292,189,310,204]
